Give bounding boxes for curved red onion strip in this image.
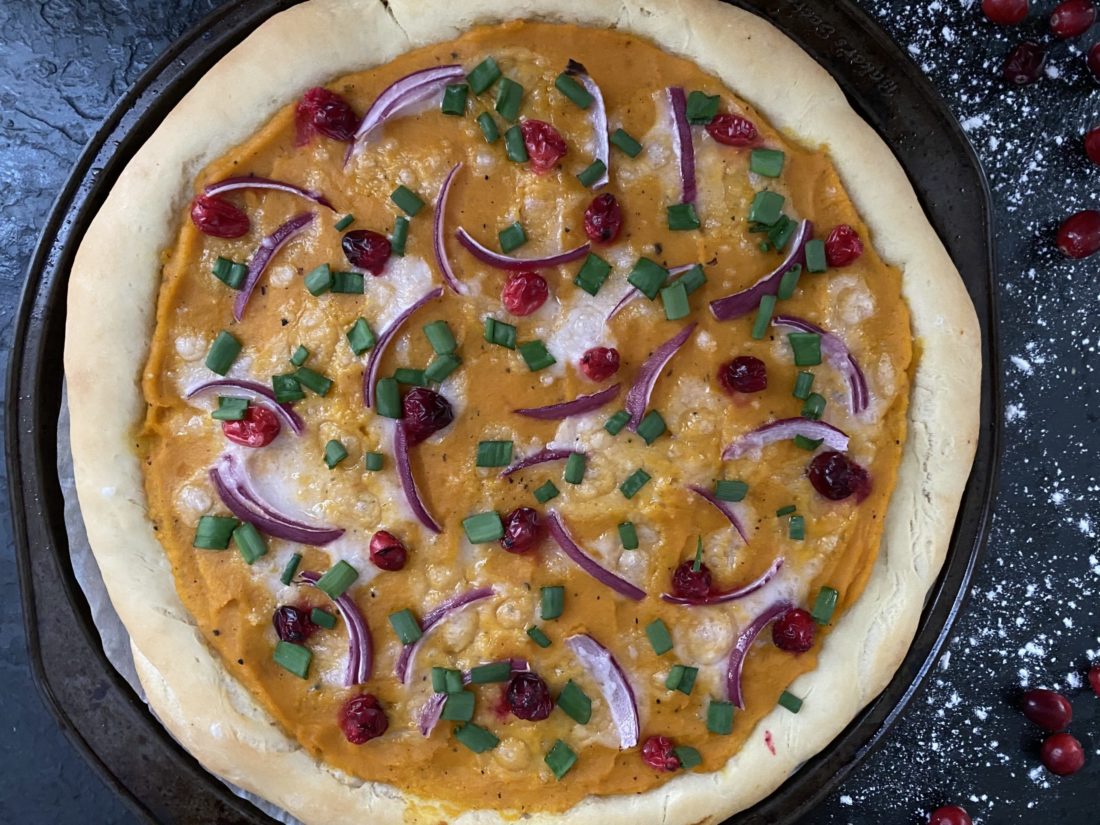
[203,176,334,210]
[499,448,575,478]
[233,212,315,322]
[393,422,442,534]
[624,322,696,428]
[433,163,466,294]
[299,570,372,684]
[514,384,621,420]
[772,315,870,414]
[721,417,849,461]
[565,634,639,748]
[363,287,444,407]
[455,227,590,271]
[606,264,697,321]
[686,484,750,544]
[545,511,646,601]
[662,557,783,606]
[709,220,813,321]
[668,87,696,204]
[394,586,497,684]
[727,600,794,708]
[567,61,609,189]
[185,379,304,435]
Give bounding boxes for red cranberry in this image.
[1050,0,1096,37]
[1003,41,1047,84]
[505,672,553,720]
[369,530,407,571]
[294,87,358,146]
[808,451,872,502]
[718,356,767,394]
[500,507,542,553]
[1056,209,1100,258]
[1089,42,1100,80]
[641,735,681,771]
[1090,663,1100,696]
[1021,688,1073,731]
[342,229,391,275]
[520,119,567,174]
[706,113,758,146]
[772,608,816,653]
[1085,127,1100,165]
[982,0,1029,24]
[401,387,454,445]
[929,806,972,825]
[1040,732,1086,775]
[222,405,281,448]
[272,605,316,643]
[340,693,388,744]
[501,271,548,316]
[671,559,712,600]
[579,346,620,381]
[825,224,864,267]
[583,193,623,244]
[190,194,250,239]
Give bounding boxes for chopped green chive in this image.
[495,77,523,121]
[793,370,815,400]
[811,586,840,625]
[296,366,333,396]
[334,214,355,231]
[476,112,499,143]
[526,625,552,648]
[483,317,517,349]
[289,345,309,367]
[390,215,410,256]
[574,252,612,296]
[793,434,822,451]
[375,377,402,418]
[232,522,267,564]
[389,608,422,644]
[667,202,701,231]
[455,722,499,753]
[660,280,690,320]
[665,664,698,695]
[280,552,302,585]
[804,239,828,273]
[390,185,424,216]
[394,368,426,386]
[432,667,463,693]
[205,331,241,375]
[211,396,248,421]
[778,690,803,713]
[424,353,461,383]
[748,191,785,226]
[470,661,512,684]
[440,83,468,116]
[750,148,786,177]
[315,561,358,599]
[610,127,643,157]
[332,270,364,294]
[545,740,577,779]
[423,320,458,354]
[628,258,669,299]
[272,374,305,403]
[476,440,514,468]
[498,221,527,253]
[618,521,639,550]
[789,515,806,541]
[534,481,560,504]
[715,479,749,502]
[563,452,586,484]
[504,125,528,162]
[273,641,311,679]
[305,263,334,296]
[751,294,777,340]
[674,745,702,770]
[769,216,797,252]
[557,680,592,724]
[467,57,501,95]
[788,332,822,366]
[212,256,247,289]
[777,264,803,300]
[802,392,826,421]
[310,607,336,629]
[555,72,592,108]
[540,585,565,620]
[620,469,651,499]
[364,451,384,471]
[707,700,735,734]
[441,690,475,721]
[678,264,707,295]
[518,340,556,371]
[576,159,607,188]
[686,90,720,124]
[604,410,631,435]
[775,504,797,517]
[193,515,238,550]
[646,619,673,655]
[692,536,704,572]
[636,410,667,445]
[346,317,376,355]
[324,439,348,469]
[211,255,231,279]
[463,511,504,543]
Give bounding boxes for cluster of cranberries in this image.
[1018,685,1088,776]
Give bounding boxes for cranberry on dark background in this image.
[1040,732,1086,776]
[1003,41,1048,85]
[982,0,1030,25]
[1020,688,1073,731]
[1049,0,1096,38]
[928,805,972,825]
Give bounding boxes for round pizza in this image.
[64,0,981,822]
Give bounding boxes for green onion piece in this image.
[304,263,334,296]
[557,680,592,724]
[604,410,631,435]
[665,663,686,691]
[686,90,720,124]
[193,515,238,550]
[679,264,707,295]
[470,661,513,684]
[748,191,785,226]
[628,257,669,300]
[232,522,267,564]
[205,331,241,376]
[715,479,748,502]
[389,608,422,644]
[526,625,552,648]
[280,552,302,585]
[432,667,461,693]
[315,560,358,599]
[775,504,797,517]
[673,746,702,770]
[610,128,643,157]
[390,185,425,216]
[576,159,607,187]
[540,585,565,620]
[441,689,475,721]
[424,353,461,384]
[375,377,402,419]
[334,214,355,231]
[788,332,822,366]
[467,57,501,94]
[476,440,514,468]
[332,271,365,294]
[295,366,333,396]
[440,83,468,116]
[666,664,698,695]
[289,345,309,367]
[751,294,777,340]
[692,536,704,572]
[533,481,560,504]
[563,452,586,484]
[620,468,651,499]
[211,256,231,279]
[789,514,806,541]
[212,257,247,289]
[273,641,311,679]
[462,511,504,543]
[211,396,248,421]
[346,318,376,355]
[574,252,612,296]
[518,340,556,371]
[792,370,815,400]
[483,317,517,349]
[390,215,409,256]
[455,722,499,753]
[618,521,639,550]
[323,439,348,469]
[272,374,304,403]
[793,434,821,452]
[769,217,796,252]
[636,410,667,445]
[667,202,701,231]
[777,264,802,300]
[759,240,771,253]
[310,607,337,629]
[554,72,592,108]
[660,281,690,320]
[495,77,523,121]
[504,125,528,162]
[545,740,577,779]
[498,221,527,253]
[394,368,426,386]
[707,701,734,735]
[802,392,826,421]
[750,148,786,178]
[646,618,673,655]
[804,239,828,273]
[364,451,384,471]
[423,320,458,354]
[811,586,839,625]
[228,262,249,289]
[778,690,803,713]
[476,112,499,143]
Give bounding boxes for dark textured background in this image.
[2,1,1098,823]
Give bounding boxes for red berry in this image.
[583,193,623,244]
[671,559,712,600]
[824,224,864,267]
[1090,663,1100,696]
[641,736,681,771]
[1050,0,1096,37]
[501,271,549,316]
[272,605,316,643]
[340,693,388,744]
[929,805,973,825]
[772,608,816,653]
[342,229,391,275]
[520,119,567,174]
[705,113,759,146]
[808,451,872,502]
[1021,688,1073,731]
[500,507,542,554]
[294,86,358,146]
[1085,127,1100,165]
[369,530,407,571]
[222,405,281,448]
[1089,42,1100,80]
[579,346,620,381]
[1003,41,1048,84]
[190,194,250,239]
[1057,209,1100,258]
[505,671,554,720]
[1040,732,1086,775]
[982,0,1029,24]
[718,356,767,394]
[401,387,454,446]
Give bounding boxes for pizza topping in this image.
[363,287,444,407]
[563,61,610,188]
[565,634,639,748]
[670,557,712,600]
[807,450,871,501]
[1002,41,1047,85]
[190,194,250,238]
[519,119,568,174]
[341,229,391,275]
[772,316,870,414]
[1040,732,1086,775]
[401,387,455,445]
[723,418,849,461]
[394,587,496,683]
[455,226,591,270]
[1085,127,1100,165]
[726,600,795,708]
[771,608,816,653]
[667,87,697,203]
[186,379,305,435]
[221,404,281,448]
[625,323,695,428]
[299,570,373,684]
[500,507,543,554]
[578,347,621,382]
[822,224,864,268]
[705,113,758,146]
[982,0,1029,25]
[501,271,549,316]
[294,87,358,145]
[710,220,813,321]
[1090,663,1100,695]
[506,671,554,720]
[272,605,317,643]
[1050,0,1095,37]
[499,447,574,477]
[340,693,389,744]
[928,806,973,825]
[1020,688,1073,731]
[1089,42,1100,80]
[369,530,408,571]
[234,212,315,322]
[641,736,681,771]
[546,511,647,600]
[393,420,442,534]
[686,484,751,545]
[1056,209,1100,258]
[203,175,335,210]
[718,356,767,394]
[583,194,623,244]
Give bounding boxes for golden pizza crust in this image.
[65,0,981,822]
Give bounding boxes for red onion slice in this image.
[299,570,372,684]
[455,227,590,271]
[566,61,609,189]
[363,287,444,407]
[686,484,750,544]
[185,379,304,435]
[514,384,621,420]
[417,658,530,736]
[209,453,343,545]
[727,600,794,708]
[545,511,646,601]
[233,212,315,322]
[668,87,696,204]
[565,634,639,749]
[394,586,497,684]
[499,448,575,478]
[662,557,783,606]
[393,422,442,534]
[433,163,466,294]
[722,417,849,461]
[203,176,334,210]
[772,315,870,415]
[624,322,696,428]
[606,264,697,321]
[709,220,813,321]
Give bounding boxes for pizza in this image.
[63,1,981,822]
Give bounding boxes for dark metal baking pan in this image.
[7,0,1000,822]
